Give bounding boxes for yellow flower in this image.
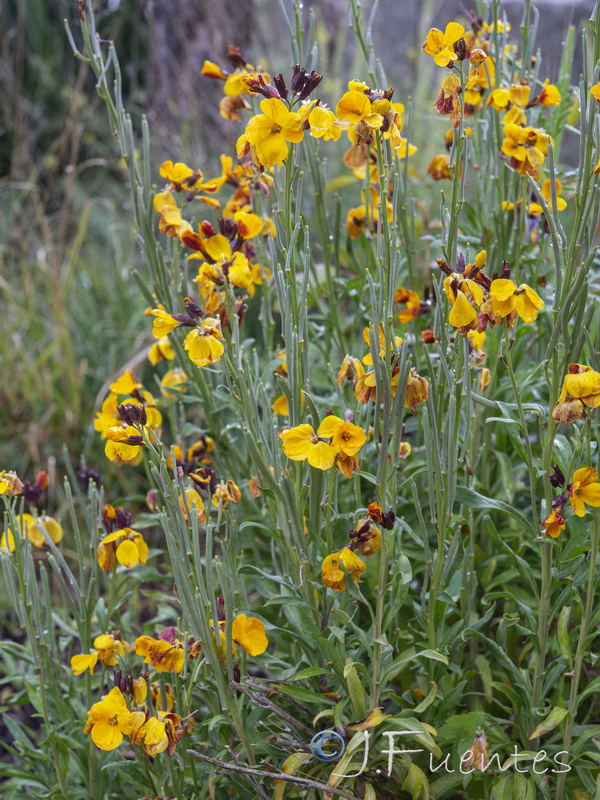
[422,22,465,67]
[362,324,403,365]
[552,364,600,424]
[148,336,175,365]
[233,211,263,239]
[395,287,421,323]
[316,415,367,457]
[244,98,304,167]
[97,527,149,571]
[356,519,382,556]
[355,370,378,404]
[84,687,134,751]
[568,468,600,516]
[399,442,412,460]
[133,676,148,705]
[434,74,462,128]
[179,486,206,526]
[528,178,567,215]
[0,529,15,552]
[1,513,62,550]
[159,160,201,190]
[70,651,99,675]
[71,633,129,674]
[31,515,63,548]
[109,369,142,395]
[231,613,268,656]
[468,330,486,352]
[212,480,242,509]
[590,82,600,102]
[542,509,566,538]
[94,633,130,666]
[479,368,491,391]
[321,552,346,591]
[94,393,120,437]
[501,124,550,176]
[133,709,183,757]
[427,154,451,180]
[153,192,184,236]
[135,635,185,673]
[130,714,168,757]
[183,319,224,367]
[151,308,181,339]
[449,290,478,328]
[337,355,365,387]
[321,547,367,592]
[335,90,373,124]
[486,87,511,110]
[201,60,227,79]
[0,471,23,496]
[105,425,144,463]
[273,395,290,416]
[337,452,359,479]
[444,273,483,306]
[489,279,544,322]
[346,204,370,238]
[161,367,188,399]
[537,80,561,106]
[193,234,256,295]
[228,69,271,96]
[404,369,429,412]
[308,106,342,141]
[279,424,336,470]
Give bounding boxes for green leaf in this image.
[455,486,537,537]
[557,606,573,667]
[270,683,335,706]
[437,711,485,745]
[288,667,328,681]
[528,706,569,739]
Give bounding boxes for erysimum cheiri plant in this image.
[3,1,600,798]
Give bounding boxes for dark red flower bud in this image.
[183,297,203,319]
[117,403,147,426]
[216,595,226,622]
[159,626,177,643]
[454,38,467,61]
[273,73,288,100]
[548,464,566,488]
[226,45,247,69]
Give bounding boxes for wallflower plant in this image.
[3,1,600,799]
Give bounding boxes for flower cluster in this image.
[78,616,267,754]
[423,16,561,183]
[542,466,600,538]
[552,364,600,425]
[0,470,62,552]
[337,325,429,414]
[94,370,162,464]
[439,252,544,332]
[321,504,395,591]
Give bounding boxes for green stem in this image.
[555,512,600,798]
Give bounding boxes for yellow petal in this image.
[448,291,477,327]
[316,415,345,439]
[489,279,516,301]
[307,441,336,470]
[116,539,139,568]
